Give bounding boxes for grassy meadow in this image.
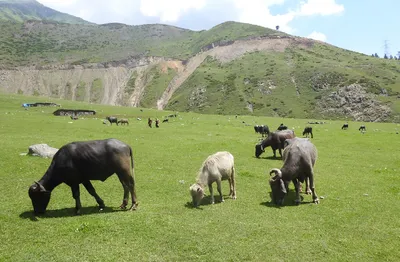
[0,93,399,261]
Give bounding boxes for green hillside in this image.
[0,0,90,24]
[0,17,399,122]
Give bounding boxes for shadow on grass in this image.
[261,190,315,208]
[254,156,282,161]
[19,206,124,221]
[184,195,230,209]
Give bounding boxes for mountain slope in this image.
[0,19,399,122]
[0,0,91,24]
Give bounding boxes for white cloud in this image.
[308,31,327,42]
[232,0,295,33]
[139,0,207,22]
[297,0,344,16]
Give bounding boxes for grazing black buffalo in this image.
[302,126,313,138]
[162,119,169,123]
[255,130,295,158]
[106,116,118,125]
[254,125,270,137]
[277,123,288,131]
[341,123,349,130]
[28,139,137,215]
[359,125,366,132]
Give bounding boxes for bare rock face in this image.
[318,84,392,122]
[28,144,58,158]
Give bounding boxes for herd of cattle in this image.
[28,118,368,215]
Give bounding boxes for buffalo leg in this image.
[71,185,82,214]
[293,179,302,205]
[82,181,105,210]
[117,172,137,210]
[305,177,312,194]
[208,184,215,204]
[216,180,224,203]
[309,174,319,204]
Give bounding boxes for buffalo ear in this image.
[280,180,287,194]
[35,181,47,192]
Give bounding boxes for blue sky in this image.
[37,0,400,57]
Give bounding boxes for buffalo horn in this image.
[269,168,282,178]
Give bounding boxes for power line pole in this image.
[383,39,390,58]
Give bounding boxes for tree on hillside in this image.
[374,53,379,58]
[390,55,393,59]
[276,25,279,30]
[384,54,388,59]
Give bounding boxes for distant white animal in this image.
[189,151,236,207]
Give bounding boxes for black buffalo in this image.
[255,130,295,158]
[106,116,118,125]
[254,125,270,137]
[277,124,288,131]
[341,123,349,130]
[359,125,366,132]
[28,139,137,215]
[302,126,313,138]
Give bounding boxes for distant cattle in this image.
[162,119,169,123]
[118,119,129,126]
[277,124,288,131]
[155,119,160,128]
[302,127,313,138]
[254,125,270,137]
[148,118,153,128]
[106,116,118,125]
[359,125,366,132]
[341,123,349,130]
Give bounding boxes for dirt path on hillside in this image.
[156,37,312,109]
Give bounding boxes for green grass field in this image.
[1,93,399,261]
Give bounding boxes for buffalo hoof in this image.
[313,198,320,204]
[75,210,81,215]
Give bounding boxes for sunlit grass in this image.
[0,93,399,261]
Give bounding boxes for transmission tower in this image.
[383,40,391,58]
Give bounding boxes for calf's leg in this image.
[208,184,215,204]
[216,180,224,203]
[82,181,105,210]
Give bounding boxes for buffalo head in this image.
[189,183,204,207]
[28,181,51,214]
[269,169,287,205]
[255,144,264,158]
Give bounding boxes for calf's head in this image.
[189,183,204,207]
[28,181,51,214]
[269,169,287,205]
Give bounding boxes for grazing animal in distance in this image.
[106,116,118,125]
[155,119,160,128]
[269,137,319,205]
[148,118,153,128]
[28,139,137,215]
[359,125,366,132]
[162,118,169,123]
[255,130,295,158]
[341,123,349,130]
[189,151,236,207]
[277,123,288,131]
[302,126,313,138]
[117,118,129,125]
[254,125,270,137]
